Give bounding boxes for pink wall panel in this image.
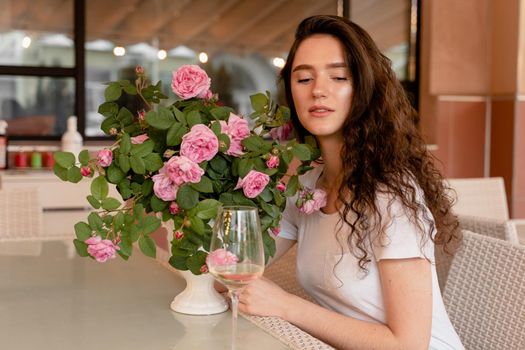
[434,100,486,178]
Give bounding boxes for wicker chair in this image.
[435,214,520,291]
[443,230,525,349]
[446,177,509,220]
[0,187,43,241]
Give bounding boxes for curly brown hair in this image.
[280,15,459,269]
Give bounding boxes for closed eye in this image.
[333,77,349,81]
[297,78,312,83]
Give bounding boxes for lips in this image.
[308,105,334,117]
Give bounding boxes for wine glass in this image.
[208,206,265,348]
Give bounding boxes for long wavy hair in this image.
[280,15,459,269]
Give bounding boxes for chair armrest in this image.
[509,219,525,244]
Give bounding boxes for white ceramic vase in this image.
[170,269,229,315]
[163,218,228,315]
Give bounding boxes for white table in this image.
[0,237,290,350]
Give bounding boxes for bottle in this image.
[0,120,8,170]
[61,116,83,156]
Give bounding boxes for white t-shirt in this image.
[279,166,464,350]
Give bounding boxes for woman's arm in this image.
[239,257,432,350]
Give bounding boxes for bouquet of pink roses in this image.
[53,65,322,274]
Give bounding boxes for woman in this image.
[238,15,464,349]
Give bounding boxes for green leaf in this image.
[242,136,264,153]
[150,195,168,212]
[74,222,92,240]
[186,251,207,275]
[238,158,254,178]
[86,195,101,209]
[292,144,311,161]
[138,235,156,258]
[98,101,119,118]
[130,154,146,174]
[107,164,125,184]
[118,179,133,199]
[101,197,121,211]
[101,116,119,135]
[209,155,228,173]
[91,176,109,200]
[53,164,68,181]
[186,110,202,127]
[189,216,205,235]
[191,199,221,220]
[176,184,199,210]
[120,133,132,154]
[143,153,163,172]
[173,107,185,124]
[73,239,89,257]
[67,166,82,183]
[284,175,299,196]
[105,82,122,101]
[119,154,130,173]
[166,122,188,146]
[78,150,90,166]
[259,187,273,202]
[119,236,132,257]
[123,84,137,95]
[142,179,154,196]
[218,134,230,153]
[54,151,75,168]
[169,255,188,270]
[250,93,267,111]
[131,140,154,158]
[189,176,214,193]
[88,212,104,231]
[210,121,222,135]
[142,215,161,235]
[145,107,175,130]
[209,107,232,120]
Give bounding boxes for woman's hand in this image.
[238,277,294,319]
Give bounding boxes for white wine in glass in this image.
[208,206,265,349]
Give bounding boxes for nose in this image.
[312,76,327,99]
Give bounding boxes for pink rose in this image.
[270,121,293,142]
[270,226,280,236]
[200,265,209,273]
[180,124,219,163]
[206,248,239,267]
[169,202,180,215]
[165,155,204,186]
[174,230,184,240]
[135,65,144,75]
[296,188,327,214]
[85,236,120,263]
[221,113,250,157]
[276,182,286,192]
[97,149,113,167]
[131,134,149,144]
[80,166,91,177]
[152,166,178,201]
[235,170,270,198]
[204,89,214,100]
[137,110,145,121]
[171,65,211,100]
[266,155,279,168]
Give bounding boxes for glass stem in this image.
[230,289,240,350]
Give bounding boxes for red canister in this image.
[42,151,55,168]
[15,151,28,168]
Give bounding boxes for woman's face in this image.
[290,34,353,142]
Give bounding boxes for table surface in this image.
[0,237,290,350]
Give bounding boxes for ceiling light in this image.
[157,49,167,60]
[198,52,208,63]
[272,57,285,68]
[22,36,31,49]
[113,46,126,56]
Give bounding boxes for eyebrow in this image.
[292,62,348,72]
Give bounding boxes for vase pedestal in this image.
[171,269,229,315]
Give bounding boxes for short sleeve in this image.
[277,195,300,240]
[371,189,435,262]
